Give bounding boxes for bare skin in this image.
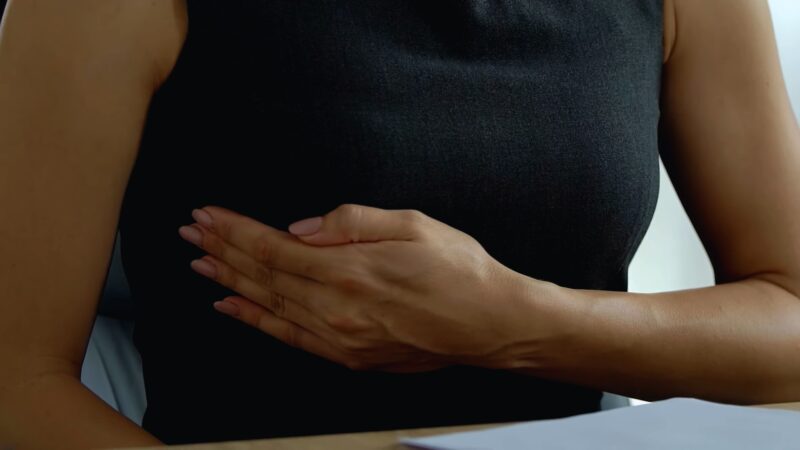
[2,0,800,449]
[0,0,185,448]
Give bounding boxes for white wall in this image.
[771,0,800,116]
[628,0,800,294]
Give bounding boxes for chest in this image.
[127,0,663,289]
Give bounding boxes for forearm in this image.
[496,273,800,404]
[0,372,161,449]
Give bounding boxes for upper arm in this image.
[0,0,186,383]
[660,0,800,293]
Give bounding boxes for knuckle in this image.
[291,286,310,306]
[339,336,371,353]
[253,265,275,287]
[301,262,322,280]
[405,208,426,220]
[325,313,371,334]
[322,312,346,328]
[403,209,427,228]
[267,291,287,317]
[335,203,360,218]
[253,234,277,266]
[338,276,363,293]
[335,204,364,240]
[332,271,368,294]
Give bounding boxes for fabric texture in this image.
[119,0,663,444]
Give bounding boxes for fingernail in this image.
[213,300,240,317]
[192,208,214,230]
[191,258,217,279]
[288,216,322,236]
[179,225,203,246]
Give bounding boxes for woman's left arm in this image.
[510,0,800,404]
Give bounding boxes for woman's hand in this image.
[178,204,534,372]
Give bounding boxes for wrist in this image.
[477,266,589,373]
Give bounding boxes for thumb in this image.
[287,204,423,245]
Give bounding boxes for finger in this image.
[188,207,343,282]
[217,296,355,368]
[188,228,337,312]
[192,255,331,335]
[288,204,431,246]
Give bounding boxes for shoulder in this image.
[1,0,187,92]
[666,0,774,65]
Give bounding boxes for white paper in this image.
[401,398,800,450]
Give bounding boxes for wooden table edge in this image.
[117,402,800,450]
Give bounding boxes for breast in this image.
[126,0,661,289]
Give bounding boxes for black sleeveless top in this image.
[119,0,663,444]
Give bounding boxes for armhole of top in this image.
[662,0,677,64]
[153,0,191,94]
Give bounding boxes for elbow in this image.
[747,270,800,303]
[0,352,81,411]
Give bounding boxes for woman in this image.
[1,0,800,447]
